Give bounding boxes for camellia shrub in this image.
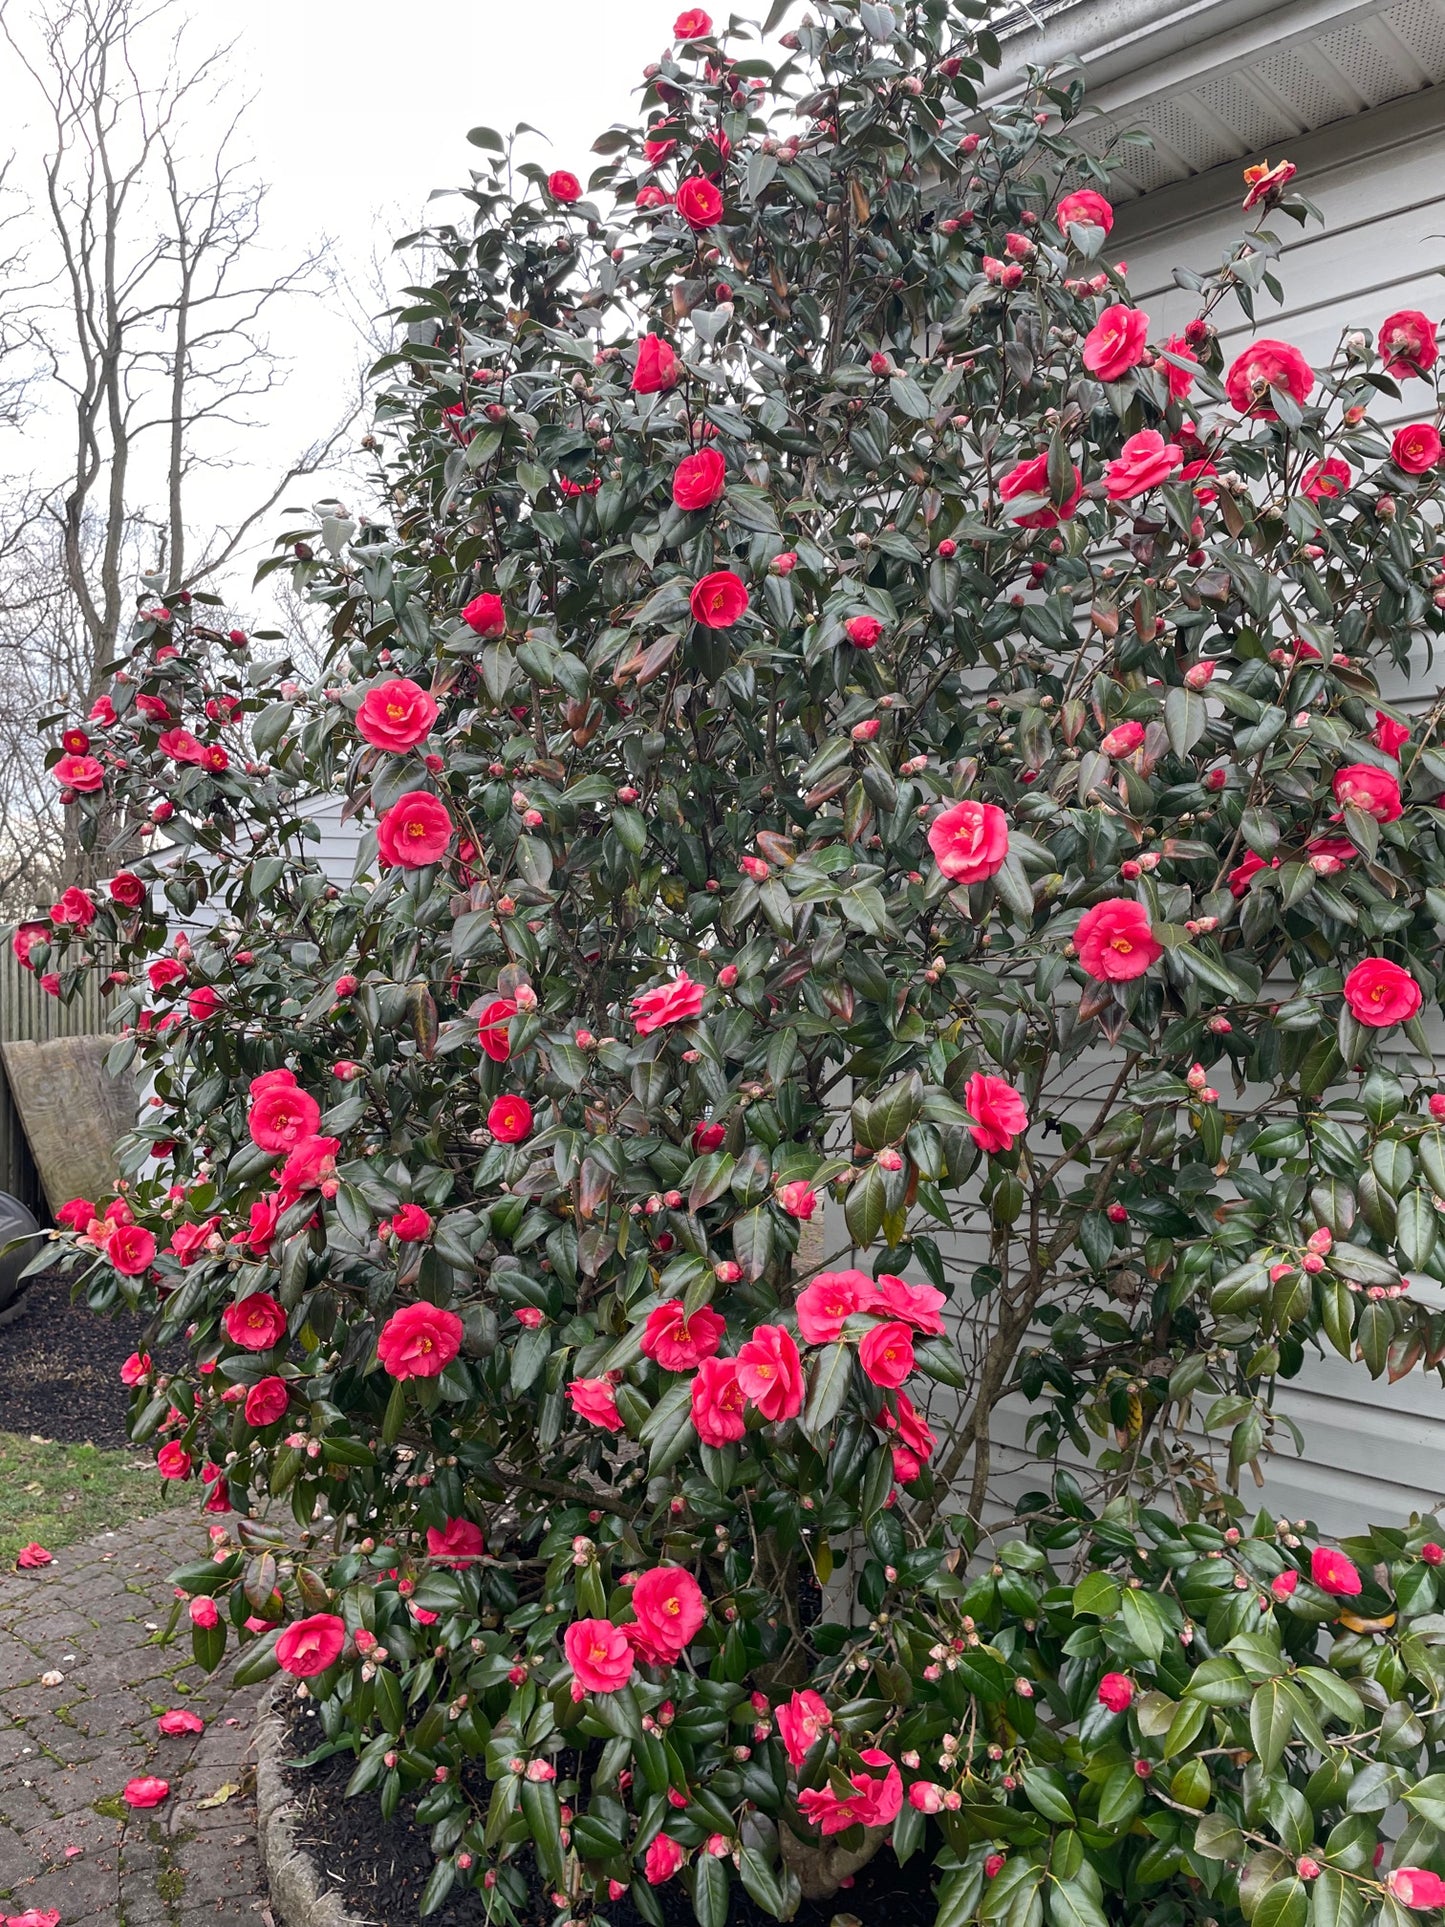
[22,0,1445,1921]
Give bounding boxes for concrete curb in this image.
[255,1681,372,1927]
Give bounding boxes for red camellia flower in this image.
[1374,712,1411,758]
[276,1612,347,1677]
[462,593,506,636]
[844,613,884,648]
[248,1074,321,1153]
[1379,309,1438,378]
[876,1276,946,1333]
[690,569,748,627]
[1334,762,1402,823]
[107,1222,156,1276]
[690,1355,747,1444]
[244,1377,290,1427]
[999,451,1083,527]
[567,1375,625,1432]
[547,170,582,203]
[123,1776,171,1809]
[672,447,726,510]
[357,677,438,752]
[148,957,186,991]
[630,969,705,1034]
[1393,423,1442,475]
[565,1617,635,1693]
[377,1301,464,1379]
[776,1688,832,1767]
[1343,957,1422,1028]
[52,886,95,928]
[157,1708,205,1736]
[16,1541,52,1568]
[108,871,144,907]
[640,1299,726,1370]
[477,995,519,1060]
[1082,304,1150,380]
[278,1133,339,1202]
[796,1269,876,1343]
[156,1441,191,1480]
[927,799,1010,884]
[426,1517,485,1569]
[1097,1672,1134,1712]
[390,1203,433,1242]
[858,1320,915,1388]
[692,1120,726,1153]
[377,791,453,868]
[120,1349,151,1383]
[1389,1870,1445,1911]
[1242,157,1296,208]
[1301,456,1351,502]
[777,1179,816,1220]
[1228,851,1276,898]
[735,1324,804,1420]
[52,753,104,792]
[487,1094,534,1143]
[632,334,679,394]
[630,1565,706,1664]
[1310,1545,1362,1595]
[223,1292,287,1351]
[1158,333,1198,401]
[1075,898,1163,982]
[964,1073,1028,1154]
[1100,719,1145,757]
[12,922,48,970]
[1055,189,1113,234]
[158,727,205,764]
[1225,338,1314,417]
[674,6,713,35]
[1104,428,1182,500]
[675,175,723,229]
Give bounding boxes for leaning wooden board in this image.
[0,1035,138,1215]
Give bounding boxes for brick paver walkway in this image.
[0,1510,269,1926]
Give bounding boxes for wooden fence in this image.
[0,949,117,1219]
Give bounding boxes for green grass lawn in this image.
[0,1430,168,1569]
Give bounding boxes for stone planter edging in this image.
[254,1681,371,1927]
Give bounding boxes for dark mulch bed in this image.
[0,1264,176,1446]
[278,1694,938,1927]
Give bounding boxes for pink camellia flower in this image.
[277,1132,340,1205]
[799,1751,903,1835]
[630,970,705,1034]
[248,1073,321,1153]
[1390,1870,1445,1911]
[1379,309,1438,379]
[1097,1672,1134,1712]
[1103,429,1182,501]
[1055,189,1113,234]
[244,1377,289,1428]
[120,1350,151,1385]
[795,1269,877,1343]
[1225,338,1314,417]
[633,334,679,394]
[476,995,519,1061]
[777,1688,832,1766]
[690,569,748,628]
[1242,157,1297,209]
[123,1776,171,1809]
[999,450,1082,527]
[356,678,438,752]
[927,799,1009,885]
[107,1222,156,1277]
[156,1442,191,1480]
[1158,333,1199,401]
[157,1708,205,1736]
[858,1321,916,1389]
[169,1216,220,1268]
[1308,834,1358,876]
[371,1295,462,1381]
[389,1203,433,1243]
[673,447,726,510]
[53,752,105,792]
[565,1617,636,1693]
[487,1094,533,1144]
[640,1300,725,1371]
[1343,957,1422,1029]
[1311,1545,1362,1595]
[875,1275,947,1334]
[676,175,723,229]
[1100,719,1145,757]
[1373,712,1411,758]
[462,593,506,637]
[52,886,95,928]
[158,727,205,764]
[1334,762,1403,823]
[776,1179,816,1220]
[1075,898,1162,982]
[675,6,712,34]
[691,1355,747,1444]
[547,170,582,204]
[223,1292,287,1351]
[1083,304,1150,381]
[58,1196,94,1233]
[844,613,884,649]
[109,871,144,907]
[12,922,49,971]
[148,957,186,991]
[964,1073,1028,1154]
[1228,851,1275,898]
[882,1389,937,1483]
[1393,422,1442,475]
[376,791,453,868]
[567,1376,625,1432]
[736,1324,804,1420]
[1301,456,1351,503]
[426,1517,486,1569]
[1272,1569,1300,1599]
[692,1120,726,1153]
[16,1542,52,1569]
[909,1781,946,1813]
[276,1612,347,1677]
[630,1565,706,1664]
[645,1835,686,1885]
[188,1594,219,1628]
